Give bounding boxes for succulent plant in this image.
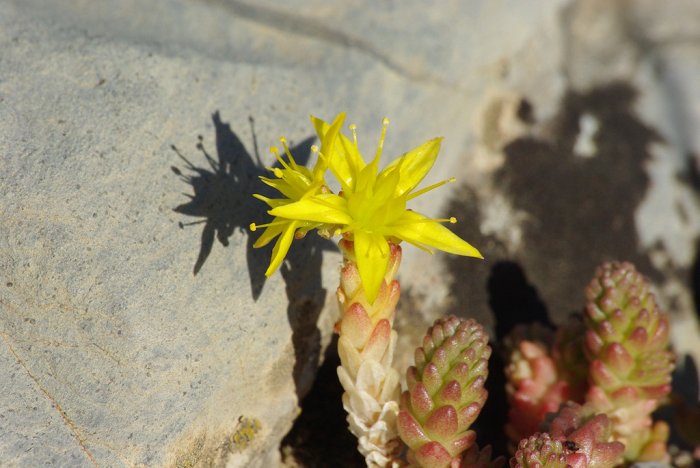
[551,315,588,403]
[510,433,567,468]
[583,262,674,461]
[336,239,403,466]
[461,444,505,468]
[398,316,491,468]
[503,324,571,447]
[512,402,625,468]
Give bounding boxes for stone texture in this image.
[441,0,700,352]
[2,0,700,467]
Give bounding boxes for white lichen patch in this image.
[479,193,529,253]
[481,91,532,150]
[469,90,534,254]
[657,277,700,368]
[573,112,600,158]
[635,143,700,269]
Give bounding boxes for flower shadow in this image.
[171,111,320,297]
[171,111,337,397]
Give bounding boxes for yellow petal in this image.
[353,230,390,304]
[355,152,380,194]
[311,113,366,193]
[380,137,442,196]
[311,112,345,180]
[310,113,341,141]
[253,194,287,209]
[253,217,287,248]
[260,168,313,200]
[329,133,366,193]
[265,220,299,277]
[259,177,297,200]
[389,211,483,258]
[372,163,400,204]
[269,193,352,225]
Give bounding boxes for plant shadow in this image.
[171,111,337,397]
[171,111,307,297]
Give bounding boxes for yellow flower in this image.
[269,114,483,303]
[250,113,344,277]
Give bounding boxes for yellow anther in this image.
[429,216,455,224]
[272,168,284,178]
[279,136,297,168]
[311,144,319,153]
[349,124,358,146]
[250,219,288,231]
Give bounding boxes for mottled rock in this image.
[2,0,700,466]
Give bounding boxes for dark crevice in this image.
[280,336,364,468]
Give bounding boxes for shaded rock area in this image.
[2,0,700,467]
[446,83,661,337]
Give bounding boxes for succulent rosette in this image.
[398,316,491,468]
[503,324,571,447]
[583,262,674,461]
[511,402,625,468]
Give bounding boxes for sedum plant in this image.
[512,402,625,468]
[334,238,403,464]
[503,325,570,449]
[252,113,482,466]
[583,262,673,461]
[398,316,494,468]
[252,113,679,468]
[503,262,675,465]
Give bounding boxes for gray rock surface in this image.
[2,0,700,467]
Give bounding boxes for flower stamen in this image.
[349,123,358,147]
[373,117,390,163]
[407,177,456,201]
[393,216,457,226]
[270,146,292,173]
[311,144,328,165]
[249,219,288,232]
[279,136,299,170]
